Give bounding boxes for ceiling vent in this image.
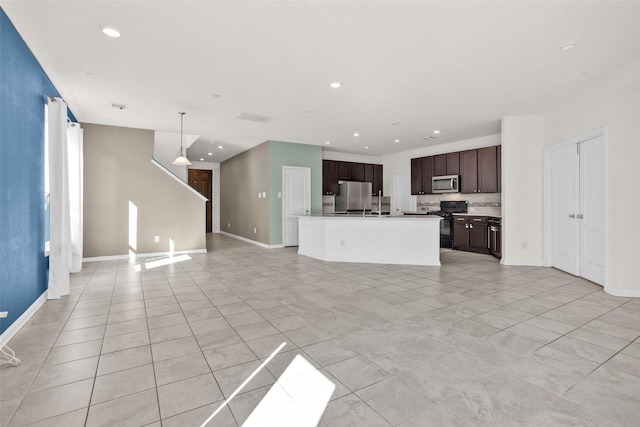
[111,103,127,110]
[234,112,272,123]
[550,72,590,87]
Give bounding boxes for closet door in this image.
[551,144,580,276]
[579,136,605,285]
[549,135,605,286]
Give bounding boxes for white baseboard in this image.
[220,232,285,249]
[0,291,47,348]
[604,287,640,298]
[83,249,207,263]
[500,258,545,267]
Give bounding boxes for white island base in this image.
[298,215,442,266]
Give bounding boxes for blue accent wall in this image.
[0,8,62,334]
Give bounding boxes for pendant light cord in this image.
[179,112,186,155]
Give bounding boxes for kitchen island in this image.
[298,215,442,266]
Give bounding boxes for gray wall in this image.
[83,124,206,257]
[220,141,270,244]
[268,141,322,245]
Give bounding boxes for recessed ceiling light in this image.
[364,146,369,150]
[199,158,204,161]
[353,132,360,137]
[99,25,120,38]
[391,121,400,126]
[560,42,577,52]
[211,94,222,98]
[394,139,400,143]
[81,71,95,76]
[207,152,213,156]
[325,141,331,145]
[218,145,223,149]
[433,130,441,134]
[111,103,127,110]
[330,82,341,89]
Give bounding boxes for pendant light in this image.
[172,112,192,166]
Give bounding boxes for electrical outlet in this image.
[0,311,8,319]
[154,236,160,243]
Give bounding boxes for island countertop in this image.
[297,215,441,266]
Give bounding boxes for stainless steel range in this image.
[428,200,468,248]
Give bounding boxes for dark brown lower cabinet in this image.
[453,215,489,254]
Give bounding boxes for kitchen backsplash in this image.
[417,193,502,216]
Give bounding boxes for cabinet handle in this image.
[568,214,575,218]
[473,218,482,221]
[469,224,473,229]
[465,224,469,229]
[577,214,584,219]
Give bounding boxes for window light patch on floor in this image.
[242,354,336,427]
[133,254,192,272]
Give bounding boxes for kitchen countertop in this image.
[402,211,432,215]
[452,213,502,218]
[314,213,440,220]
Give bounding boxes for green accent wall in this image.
[268,141,322,246]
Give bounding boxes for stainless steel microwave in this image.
[432,175,460,193]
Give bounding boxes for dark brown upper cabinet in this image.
[410,157,423,195]
[372,164,383,196]
[447,152,460,175]
[351,162,365,182]
[434,154,447,176]
[477,146,498,193]
[460,146,499,193]
[434,152,460,176]
[460,149,479,193]
[322,160,340,195]
[338,161,353,180]
[323,160,383,196]
[411,156,435,195]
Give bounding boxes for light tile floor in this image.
[2,234,640,426]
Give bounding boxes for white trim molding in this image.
[0,291,48,348]
[604,287,640,298]
[150,159,208,201]
[220,231,285,249]
[83,249,207,263]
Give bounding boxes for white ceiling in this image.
[3,1,640,163]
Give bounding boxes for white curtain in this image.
[67,122,83,273]
[47,97,72,299]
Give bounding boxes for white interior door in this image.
[551,144,580,275]
[579,136,606,285]
[283,166,311,247]
[548,134,605,286]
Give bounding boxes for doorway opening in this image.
[188,168,213,233]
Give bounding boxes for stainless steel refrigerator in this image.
[335,181,372,212]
